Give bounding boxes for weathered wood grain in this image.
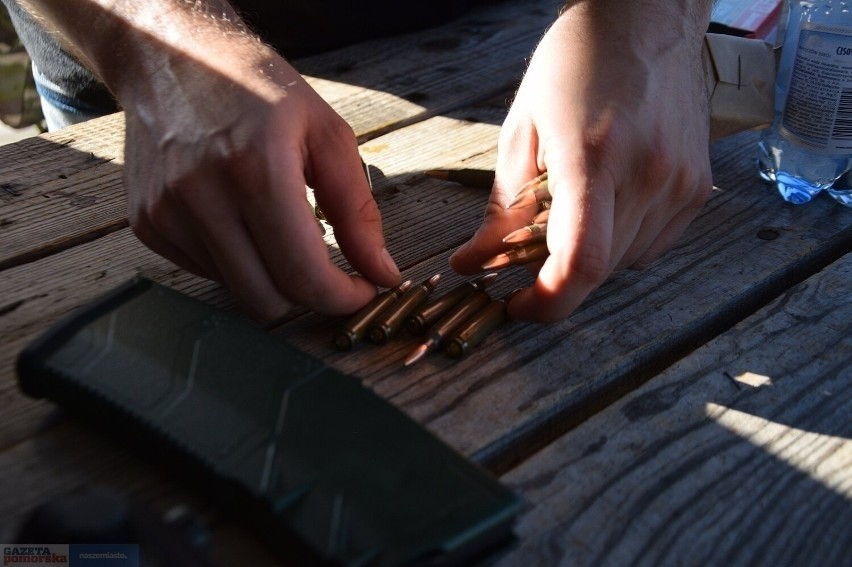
[2,114,851,458]
[1,0,850,560]
[0,101,514,452]
[498,254,852,567]
[295,0,559,140]
[348,130,852,477]
[0,118,127,269]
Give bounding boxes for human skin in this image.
[20,0,713,324]
[17,0,401,321]
[450,0,714,323]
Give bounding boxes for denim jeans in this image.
[32,62,108,131]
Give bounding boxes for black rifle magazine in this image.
[17,278,521,566]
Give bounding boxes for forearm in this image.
[558,0,713,51]
[14,0,279,104]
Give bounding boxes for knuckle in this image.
[128,215,154,247]
[568,243,611,286]
[358,198,382,226]
[323,114,357,140]
[573,256,610,287]
[669,163,713,209]
[282,270,331,307]
[354,193,381,224]
[308,113,358,154]
[128,195,164,236]
[645,151,677,189]
[247,294,293,323]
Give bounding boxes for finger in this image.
[166,168,295,321]
[449,194,537,275]
[450,121,542,275]
[130,202,218,281]
[508,164,616,323]
[144,130,295,320]
[125,154,221,281]
[617,156,713,271]
[241,147,380,316]
[307,129,400,287]
[606,179,663,273]
[629,183,710,269]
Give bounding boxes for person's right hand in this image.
[101,7,402,321]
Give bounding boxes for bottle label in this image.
[781,23,852,154]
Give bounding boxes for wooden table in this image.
[1,1,850,564]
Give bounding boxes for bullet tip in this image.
[506,172,550,209]
[481,253,511,271]
[502,226,533,244]
[506,192,536,210]
[404,343,430,366]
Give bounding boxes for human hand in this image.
[450,1,713,323]
[112,20,400,321]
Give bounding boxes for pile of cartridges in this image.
[334,273,519,366]
[482,171,551,270]
[334,170,553,366]
[424,169,552,272]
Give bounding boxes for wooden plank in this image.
[6,1,849,560]
[0,130,849,563]
[497,254,852,566]
[0,101,514,451]
[2,263,847,566]
[295,0,559,140]
[2,107,852,455]
[0,116,127,269]
[319,129,852,476]
[0,0,560,271]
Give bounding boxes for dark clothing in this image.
[0,0,475,116]
[1,0,115,114]
[237,1,475,59]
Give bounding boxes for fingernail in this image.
[381,247,400,277]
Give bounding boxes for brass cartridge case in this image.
[443,290,520,359]
[368,273,440,344]
[405,273,497,335]
[404,289,492,366]
[481,241,549,271]
[334,280,412,351]
[427,289,491,343]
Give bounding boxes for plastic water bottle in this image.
[757,1,852,207]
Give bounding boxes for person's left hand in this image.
[451,2,713,323]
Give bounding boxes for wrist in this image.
[557,0,712,52]
[17,1,282,105]
[98,2,267,100]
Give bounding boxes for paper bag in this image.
[705,33,776,140]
